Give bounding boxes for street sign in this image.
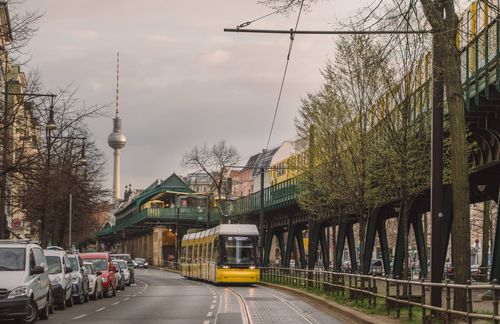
[10,218,22,229]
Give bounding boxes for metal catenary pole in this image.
[259,165,265,266]
[69,193,72,249]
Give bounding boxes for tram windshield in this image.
[221,235,256,266]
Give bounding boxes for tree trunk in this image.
[444,33,471,311]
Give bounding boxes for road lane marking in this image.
[203,321,209,324]
[72,314,87,320]
[133,294,137,297]
[207,311,213,317]
[112,301,120,305]
[210,304,215,309]
[95,307,105,312]
[124,297,130,301]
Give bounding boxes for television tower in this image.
[108,52,127,202]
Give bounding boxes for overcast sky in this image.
[17,0,363,192]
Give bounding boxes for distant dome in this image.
[108,131,126,149]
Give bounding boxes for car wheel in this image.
[74,291,84,304]
[58,294,66,310]
[112,285,117,297]
[84,291,89,303]
[48,296,55,314]
[66,293,73,308]
[39,295,50,320]
[20,298,38,324]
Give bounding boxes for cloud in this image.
[200,49,231,66]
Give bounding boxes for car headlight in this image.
[144,262,148,266]
[72,275,79,283]
[102,277,108,282]
[8,286,28,298]
[50,277,61,286]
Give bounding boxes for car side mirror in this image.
[65,266,73,273]
[96,271,102,276]
[32,265,45,275]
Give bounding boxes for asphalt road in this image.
[30,268,344,324]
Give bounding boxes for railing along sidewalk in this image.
[260,267,500,323]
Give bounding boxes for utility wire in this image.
[265,0,305,151]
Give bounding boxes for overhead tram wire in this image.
[265,0,305,151]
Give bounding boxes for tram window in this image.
[193,245,198,263]
[213,238,220,265]
[181,246,186,263]
[187,246,192,263]
[201,244,205,263]
[222,236,256,265]
[207,242,212,263]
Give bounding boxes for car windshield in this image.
[84,264,94,274]
[68,256,79,272]
[46,256,62,274]
[0,247,25,271]
[85,259,108,271]
[117,261,127,270]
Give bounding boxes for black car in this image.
[134,257,149,269]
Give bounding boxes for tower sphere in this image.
[108,130,126,149]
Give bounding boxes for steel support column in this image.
[263,227,274,267]
[346,223,358,273]
[393,213,406,278]
[491,185,500,281]
[319,226,329,270]
[335,222,347,271]
[362,208,380,274]
[377,218,391,275]
[284,223,297,267]
[412,215,428,278]
[307,220,321,269]
[276,230,286,266]
[295,226,307,268]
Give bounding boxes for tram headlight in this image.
[249,265,255,269]
[222,265,230,269]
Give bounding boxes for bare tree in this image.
[183,140,240,223]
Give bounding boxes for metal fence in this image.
[261,267,500,323]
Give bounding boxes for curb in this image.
[259,282,385,324]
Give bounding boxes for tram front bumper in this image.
[216,268,260,283]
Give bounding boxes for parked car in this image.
[112,261,126,291]
[83,262,103,300]
[134,257,149,268]
[80,252,117,297]
[115,260,131,285]
[370,259,384,275]
[342,260,352,272]
[0,239,52,323]
[67,254,89,304]
[44,248,73,310]
[111,254,135,284]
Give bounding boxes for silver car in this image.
[83,262,103,300]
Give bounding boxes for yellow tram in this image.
[180,224,260,284]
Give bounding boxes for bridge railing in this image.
[232,177,298,216]
[261,267,500,322]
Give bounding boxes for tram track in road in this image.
[224,287,253,324]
